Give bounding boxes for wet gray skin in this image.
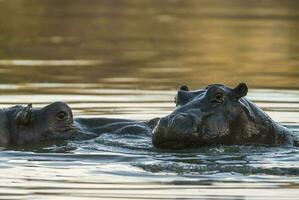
[0,101,158,147]
[0,102,97,146]
[152,83,298,149]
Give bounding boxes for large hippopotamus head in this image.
[152,83,253,149]
[0,102,88,146]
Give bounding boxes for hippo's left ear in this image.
[232,83,248,99]
[16,103,33,125]
[179,85,190,91]
[175,85,191,106]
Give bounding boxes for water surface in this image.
[0,0,299,199]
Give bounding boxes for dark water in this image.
[0,0,299,199]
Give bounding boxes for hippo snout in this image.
[152,115,200,149]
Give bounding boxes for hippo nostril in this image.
[168,114,187,128]
[175,115,186,121]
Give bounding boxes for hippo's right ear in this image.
[16,103,33,125]
[232,83,248,99]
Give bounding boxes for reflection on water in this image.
[0,0,299,199]
[1,0,299,89]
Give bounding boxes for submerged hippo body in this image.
[152,83,297,149]
[0,102,158,147]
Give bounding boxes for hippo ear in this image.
[179,85,190,91]
[175,85,191,106]
[232,83,248,99]
[16,103,33,125]
[175,90,198,106]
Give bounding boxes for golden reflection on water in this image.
[0,0,299,89]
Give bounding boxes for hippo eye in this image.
[56,111,67,121]
[213,93,224,103]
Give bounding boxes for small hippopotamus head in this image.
[0,102,83,146]
[152,83,250,149]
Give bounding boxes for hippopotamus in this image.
[152,83,298,149]
[0,101,158,147]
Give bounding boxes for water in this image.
[0,0,299,199]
